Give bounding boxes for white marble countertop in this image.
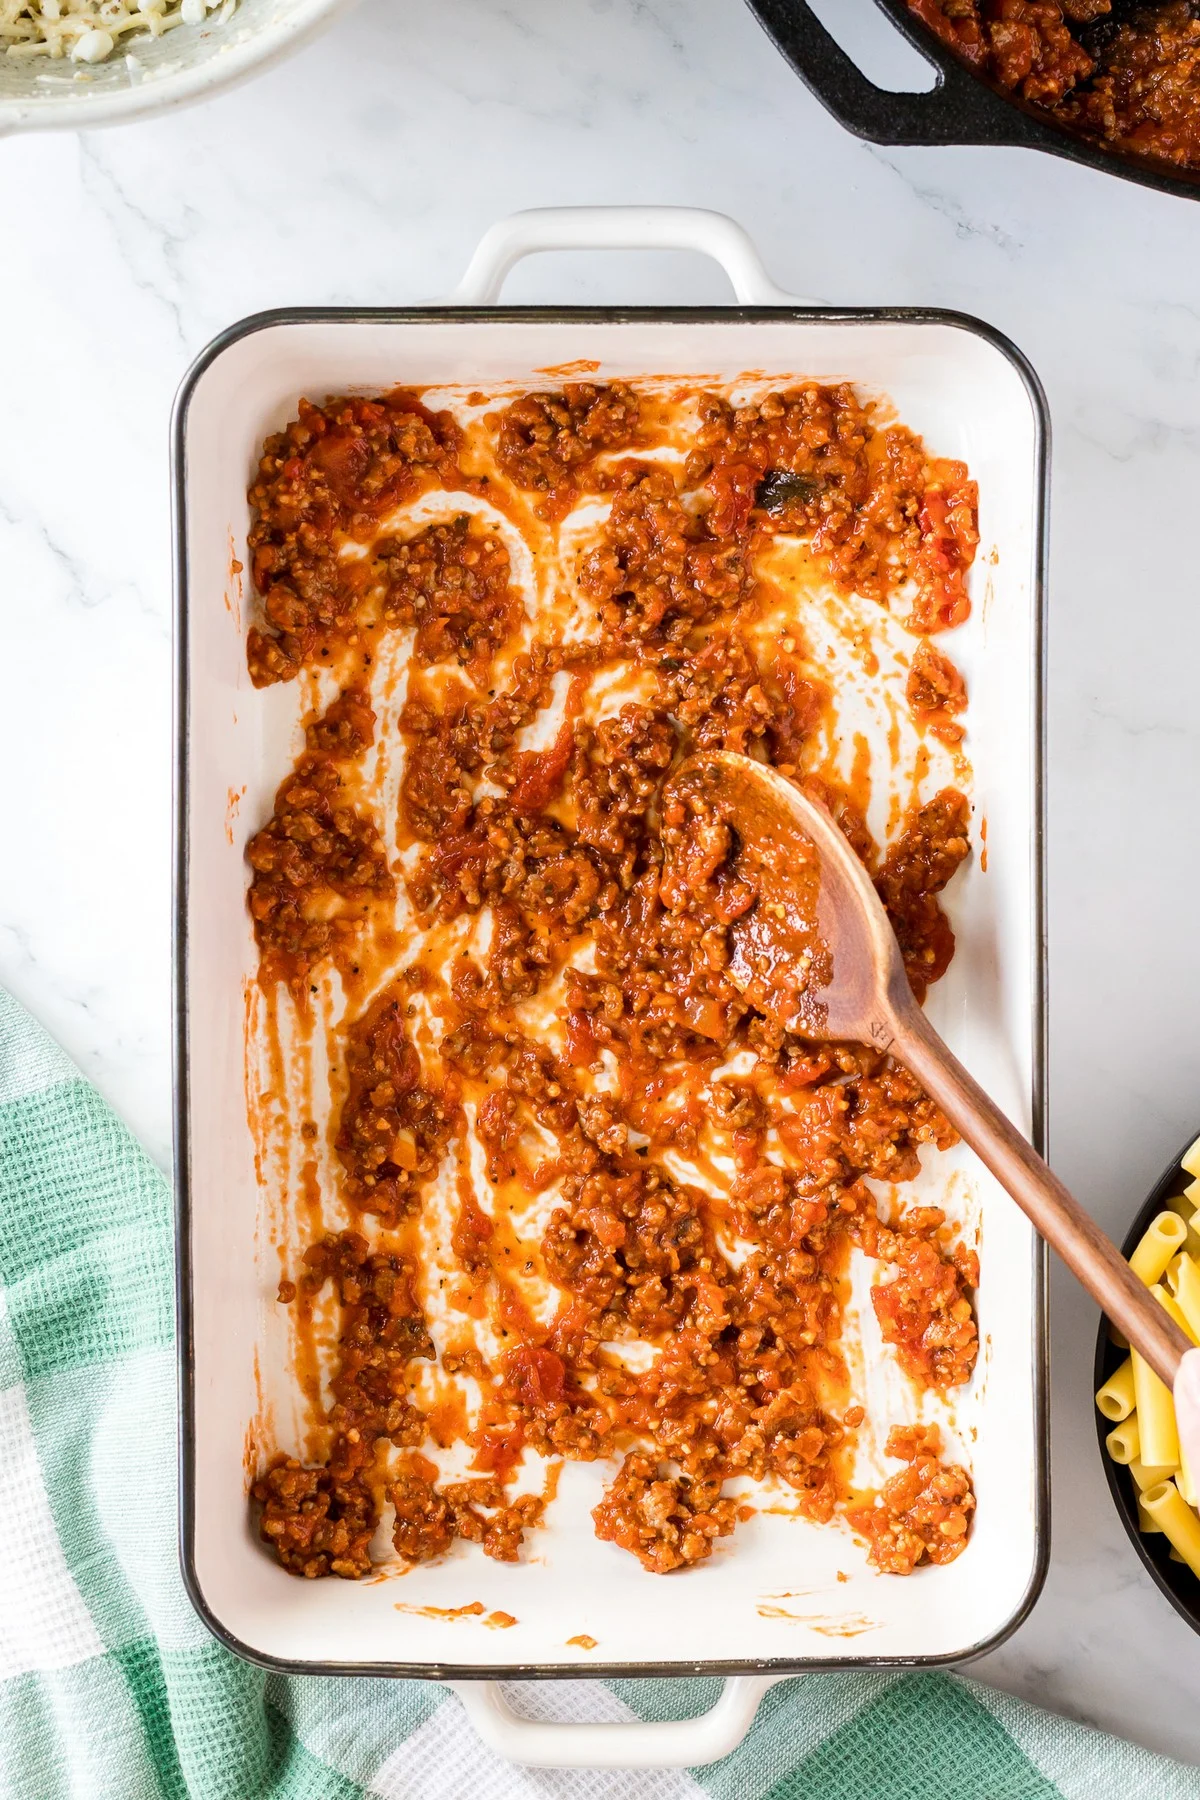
[2,0,1200,1765]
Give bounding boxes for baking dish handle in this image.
[448,1673,778,1768]
[449,206,798,306]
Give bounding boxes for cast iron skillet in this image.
[1094,1137,1200,1634]
[745,0,1200,202]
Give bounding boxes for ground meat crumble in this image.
[391,1458,545,1565]
[908,0,1200,176]
[246,713,394,992]
[592,1453,739,1573]
[245,391,461,685]
[246,378,982,1583]
[493,381,642,515]
[846,1425,975,1575]
[335,986,455,1222]
[868,1210,980,1391]
[907,640,968,745]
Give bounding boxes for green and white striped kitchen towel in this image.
[1,984,1197,1800]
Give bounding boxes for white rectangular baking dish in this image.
[173,207,1049,1768]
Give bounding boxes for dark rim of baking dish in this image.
[744,0,1200,204]
[171,303,1051,1682]
[1093,1136,1200,1632]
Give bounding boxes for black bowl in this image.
[1094,1135,1200,1632]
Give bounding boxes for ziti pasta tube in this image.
[1130,1211,1189,1286]
[1151,1280,1197,1345]
[1164,1200,1200,1262]
[1130,1457,1174,1493]
[1095,1357,1135,1423]
[1143,1480,1200,1578]
[1131,1347,1180,1469]
[1105,1418,1139,1465]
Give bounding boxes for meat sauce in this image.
[909,0,1200,174]
[247,376,981,1580]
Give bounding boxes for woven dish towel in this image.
[1,986,1197,1800]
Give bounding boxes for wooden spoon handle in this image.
[890,997,1190,1390]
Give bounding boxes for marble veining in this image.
[1,0,1199,1763]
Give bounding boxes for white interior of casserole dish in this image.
[178,313,1043,1673]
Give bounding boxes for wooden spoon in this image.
[673,749,1190,1389]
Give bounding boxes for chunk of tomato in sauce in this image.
[506,1344,568,1415]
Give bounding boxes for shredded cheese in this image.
[1,0,236,64]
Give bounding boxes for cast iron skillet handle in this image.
[746,0,1063,148]
[449,1675,778,1768]
[449,205,802,305]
